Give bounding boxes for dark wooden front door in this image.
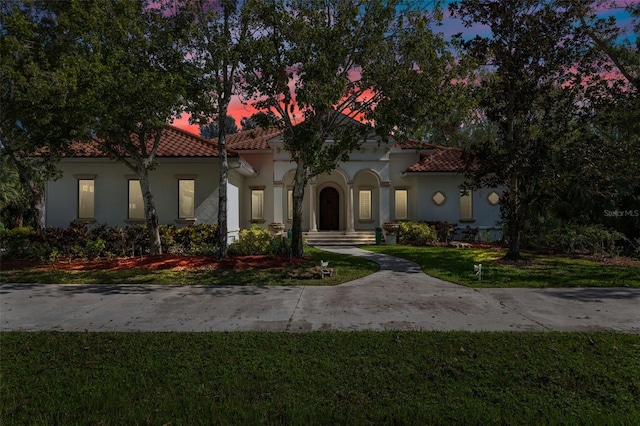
[319,187,340,230]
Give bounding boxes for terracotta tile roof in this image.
[69,125,222,158]
[225,127,282,150]
[404,147,468,173]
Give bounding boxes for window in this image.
[128,180,145,219]
[78,179,95,219]
[251,189,264,221]
[287,189,293,221]
[432,191,446,206]
[460,188,473,220]
[487,191,500,206]
[359,189,372,221]
[395,189,408,220]
[178,179,195,219]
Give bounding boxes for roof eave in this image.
[230,156,258,177]
[402,170,464,177]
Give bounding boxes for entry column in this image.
[273,182,284,224]
[346,183,355,233]
[379,182,390,225]
[309,182,318,232]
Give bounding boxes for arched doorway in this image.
[319,187,340,230]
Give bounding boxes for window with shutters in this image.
[77,178,95,219]
[359,189,372,221]
[178,179,195,219]
[128,180,145,220]
[287,189,293,221]
[251,188,265,222]
[460,188,473,220]
[395,189,408,220]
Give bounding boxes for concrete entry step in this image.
[304,231,376,246]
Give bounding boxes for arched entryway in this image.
[319,187,340,230]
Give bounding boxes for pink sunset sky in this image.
[173,1,636,136]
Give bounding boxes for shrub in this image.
[527,224,626,256]
[187,224,218,255]
[1,223,222,261]
[1,227,43,260]
[85,239,106,260]
[162,224,219,255]
[423,221,458,242]
[125,225,150,256]
[90,224,128,258]
[160,225,179,253]
[397,222,438,246]
[228,225,272,256]
[633,238,640,259]
[461,226,479,242]
[268,235,292,257]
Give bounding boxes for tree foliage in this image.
[0,0,92,229]
[61,0,188,254]
[244,0,458,257]
[451,0,597,260]
[240,112,280,131]
[199,116,239,139]
[554,1,640,240]
[181,0,251,259]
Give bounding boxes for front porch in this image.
[273,167,391,233]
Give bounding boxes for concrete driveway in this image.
[1,247,638,333]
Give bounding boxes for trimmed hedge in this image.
[525,224,627,256]
[0,223,219,261]
[397,222,438,246]
[227,225,292,257]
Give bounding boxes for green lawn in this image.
[1,331,638,425]
[366,245,640,288]
[0,247,379,286]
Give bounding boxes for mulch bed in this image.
[1,253,312,272]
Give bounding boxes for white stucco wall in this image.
[46,158,221,229]
[47,142,502,240]
[413,173,502,238]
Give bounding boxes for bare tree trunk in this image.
[291,161,307,258]
[217,110,229,259]
[138,168,162,255]
[504,220,522,260]
[31,186,46,231]
[503,181,522,261]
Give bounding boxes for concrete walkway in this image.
[1,247,639,333]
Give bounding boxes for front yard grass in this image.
[2,331,638,425]
[0,247,379,286]
[366,245,640,288]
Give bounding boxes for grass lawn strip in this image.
[366,245,640,288]
[0,247,379,286]
[1,331,639,425]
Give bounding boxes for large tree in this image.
[556,1,640,238]
[575,1,639,91]
[181,0,251,259]
[0,0,92,230]
[244,0,459,257]
[62,0,188,254]
[199,116,238,139]
[451,0,596,260]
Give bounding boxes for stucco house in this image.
[45,124,502,244]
